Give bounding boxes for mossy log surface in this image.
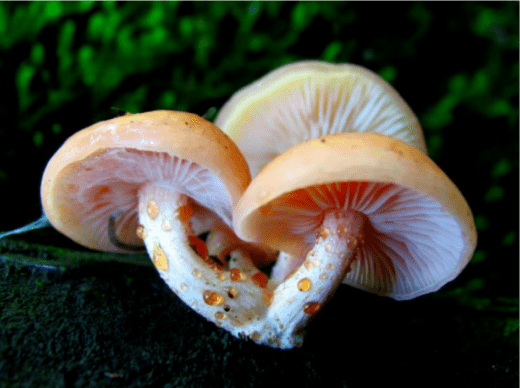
[0,239,518,388]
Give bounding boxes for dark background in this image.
[0,2,518,387]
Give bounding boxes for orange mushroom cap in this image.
[234,133,477,300]
[215,60,427,177]
[41,110,250,252]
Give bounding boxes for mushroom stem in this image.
[136,182,273,340]
[264,209,364,348]
[139,185,366,348]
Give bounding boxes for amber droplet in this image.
[304,260,315,270]
[227,287,239,299]
[297,278,312,292]
[136,224,146,239]
[317,226,330,240]
[178,204,194,222]
[303,302,321,315]
[152,243,168,271]
[215,312,226,320]
[326,263,335,271]
[217,272,227,281]
[252,272,268,288]
[319,273,328,280]
[230,268,245,282]
[337,225,348,237]
[192,269,202,279]
[203,290,224,306]
[147,200,159,219]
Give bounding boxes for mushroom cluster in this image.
[33,61,476,350]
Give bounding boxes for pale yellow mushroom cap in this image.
[41,110,250,252]
[234,133,477,300]
[215,60,427,177]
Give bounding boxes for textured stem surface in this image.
[138,183,364,349]
[137,183,270,340]
[262,210,364,348]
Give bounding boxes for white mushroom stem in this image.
[264,209,364,348]
[137,182,272,338]
[137,182,364,349]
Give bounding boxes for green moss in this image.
[503,317,519,343]
[57,20,76,77]
[248,1,261,17]
[51,123,62,134]
[42,1,63,20]
[475,215,490,231]
[16,63,35,111]
[30,43,45,64]
[427,133,443,159]
[291,2,319,31]
[378,66,397,83]
[492,159,512,178]
[32,131,44,148]
[501,231,517,246]
[322,41,342,62]
[470,249,487,264]
[78,45,96,86]
[484,185,505,202]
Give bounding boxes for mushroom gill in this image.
[255,181,465,300]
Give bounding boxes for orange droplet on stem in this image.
[230,268,246,281]
[303,302,320,315]
[178,204,194,222]
[252,272,268,288]
[297,278,312,292]
[203,290,225,306]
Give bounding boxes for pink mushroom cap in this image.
[41,110,250,252]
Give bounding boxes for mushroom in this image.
[41,110,249,253]
[215,60,427,177]
[232,132,477,348]
[39,110,279,342]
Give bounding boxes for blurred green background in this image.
[0,2,518,387]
